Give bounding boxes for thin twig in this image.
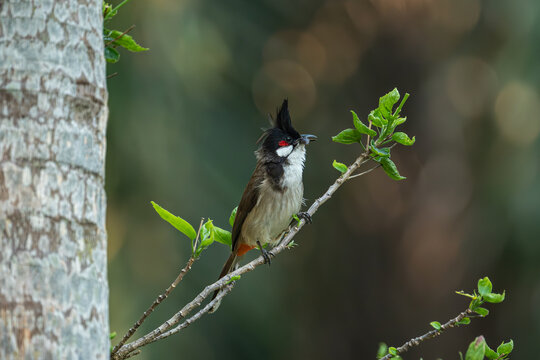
[349,164,381,179]
[122,282,236,359]
[111,219,205,356]
[107,72,119,79]
[105,25,135,47]
[112,150,374,359]
[380,308,473,360]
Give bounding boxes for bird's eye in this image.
[278,140,289,147]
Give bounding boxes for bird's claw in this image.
[297,212,312,224]
[257,241,274,266]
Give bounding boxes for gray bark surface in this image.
[0,0,109,358]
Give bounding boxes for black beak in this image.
[299,134,317,145]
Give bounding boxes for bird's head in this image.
[258,99,317,159]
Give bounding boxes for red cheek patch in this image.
[278,140,289,147]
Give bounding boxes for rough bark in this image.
[0,0,109,358]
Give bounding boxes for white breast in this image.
[241,145,306,247]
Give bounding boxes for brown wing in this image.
[231,165,264,251]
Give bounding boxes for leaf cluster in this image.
[103,0,148,64]
[151,201,235,257]
[456,277,505,319]
[332,88,414,180]
[462,336,513,360]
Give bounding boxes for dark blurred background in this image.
[106,0,540,358]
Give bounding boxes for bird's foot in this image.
[257,241,273,266]
[297,212,312,224]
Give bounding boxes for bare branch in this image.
[111,219,205,356]
[112,150,375,359]
[379,308,473,360]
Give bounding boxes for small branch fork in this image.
[380,308,473,360]
[111,219,205,355]
[111,147,377,360]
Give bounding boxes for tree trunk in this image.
[0,0,109,358]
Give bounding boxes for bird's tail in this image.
[209,251,238,313]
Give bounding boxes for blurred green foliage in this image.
[106,0,540,358]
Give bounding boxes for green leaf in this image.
[474,307,489,316]
[351,110,377,137]
[465,336,486,360]
[430,321,441,330]
[457,317,471,325]
[379,157,406,180]
[109,331,117,340]
[332,128,363,144]
[469,295,483,310]
[286,240,298,248]
[226,275,241,284]
[370,143,390,157]
[229,206,238,227]
[151,201,197,240]
[392,132,416,146]
[376,343,388,358]
[393,93,410,117]
[477,277,493,296]
[106,29,149,52]
[105,47,120,63]
[332,160,348,173]
[388,347,397,356]
[369,109,387,127]
[292,214,301,226]
[214,226,232,247]
[485,345,499,359]
[379,88,400,119]
[483,291,505,303]
[196,219,215,255]
[496,340,513,355]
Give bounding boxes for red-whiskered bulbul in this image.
[211,99,316,308]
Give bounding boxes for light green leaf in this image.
[474,307,489,316]
[369,109,387,127]
[465,336,486,360]
[376,343,388,358]
[379,157,406,180]
[196,219,215,255]
[370,144,390,157]
[226,275,241,284]
[478,277,493,296]
[105,47,120,63]
[430,321,441,330]
[457,317,471,325]
[214,226,232,247]
[388,347,397,356]
[496,340,513,355]
[332,128,363,144]
[392,132,416,146]
[229,206,238,227]
[484,291,505,303]
[485,345,499,359]
[379,88,400,119]
[151,201,196,240]
[109,331,117,340]
[332,160,348,173]
[106,29,149,52]
[351,110,377,137]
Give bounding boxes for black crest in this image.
[275,99,299,138]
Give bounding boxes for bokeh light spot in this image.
[495,82,540,145]
[445,56,498,118]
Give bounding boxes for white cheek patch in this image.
[276,145,293,157]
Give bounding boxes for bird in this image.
[210,99,316,309]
